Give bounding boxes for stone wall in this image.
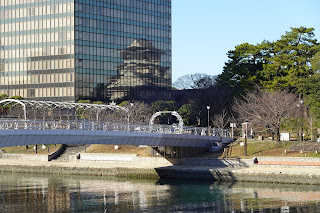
[79,153,138,162]
[256,156,320,162]
[133,157,173,166]
[0,164,160,179]
[1,162,320,184]
[173,158,253,167]
[2,155,320,184]
[72,153,253,167]
[71,153,174,166]
[0,153,48,161]
[0,145,64,162]
[254,156,320,168]
[156,167,320,184]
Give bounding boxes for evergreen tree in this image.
[261,27,320,92]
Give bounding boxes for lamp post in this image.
[207,106,210,136]
[300,100,304,141]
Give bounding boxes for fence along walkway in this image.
[0,119,230,137]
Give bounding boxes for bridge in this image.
[0,99,235,152]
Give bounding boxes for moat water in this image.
[0,172,320,212]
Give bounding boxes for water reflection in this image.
[0,172,320,212]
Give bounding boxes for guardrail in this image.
[0,119,230,137]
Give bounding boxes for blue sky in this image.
[172,0,320,81]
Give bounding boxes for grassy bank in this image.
[198,139,320,159]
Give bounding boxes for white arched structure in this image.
[149,111,184,133]
[0,99,129,123]
[0,99,27,121]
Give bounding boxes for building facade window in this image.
[0,0,172,102]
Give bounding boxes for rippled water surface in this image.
[1,172,320,212]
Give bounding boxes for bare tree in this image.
[173,73,216,89]
[211,109,231,129]
[123,101,152,124]
[233,88,298,142]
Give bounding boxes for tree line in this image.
[216,27,320,141]
[172,27,320,141]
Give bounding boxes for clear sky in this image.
[172,0,320,81]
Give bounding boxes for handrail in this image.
[0,119,231,137]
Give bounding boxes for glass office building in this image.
[0,0,172,102]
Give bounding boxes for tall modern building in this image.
[0,0,172,102]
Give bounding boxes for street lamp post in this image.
[207,106,210,136]
[300,100,304,141]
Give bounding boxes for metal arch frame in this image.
[149,111,184,132]
[0,99,27,121]
[0,99,130,123]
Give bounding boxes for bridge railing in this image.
[0,119,230,137]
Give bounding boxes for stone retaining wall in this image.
[79,153,138,162]
[254,157,320,168]
[256,157,320,162]
[71,153,253,167]
[0,164,159,179]
[2,156,320,184]
[156,167,320,185]
[70,153,174,166]
[133,157,173,166]
[0,145,64,161]
[174,158,253,167]
[0,153,48,161]
[1,163,319,185]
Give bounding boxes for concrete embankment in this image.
[1,156,320,184]
[157,166,320,185]
[0,159,160,179]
